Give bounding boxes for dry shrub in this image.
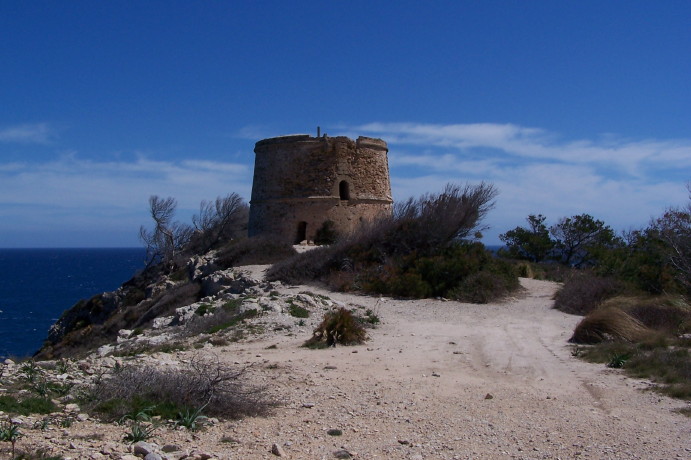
[267,245,338,285]
[86,355,272,420]
[553,271,625,315]
[621,297,691,334]
[216,236,296,268]
[569,308,651,344]
[133,282,201,328]
[304,308,367,348]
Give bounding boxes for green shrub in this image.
[288,302,309,318]
[357,242,518,303]
[195,303,214,316]
[268,183,507,301]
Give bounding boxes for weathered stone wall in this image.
[248,134,393,243]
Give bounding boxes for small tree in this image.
[499,214,554,262]
[192,193,249,252]
[651,185,691,294]
[549,214,618,267]
[139,196,192,266]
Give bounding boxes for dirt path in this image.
[10,277,689,459]
[199,277,690,459]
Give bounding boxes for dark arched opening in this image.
[339,180,350,200]
[296,221,307,244]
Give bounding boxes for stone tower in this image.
[248,133,393,243]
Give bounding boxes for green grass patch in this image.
[577,338,691,400]
[0,395,57,415]
[208,309,259,334]
[288,302,309,318]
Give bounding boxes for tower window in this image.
[339,181,350,201]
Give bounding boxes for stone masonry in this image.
[248,133,393,243]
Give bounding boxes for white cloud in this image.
[353,122,690,243]
[0,155,253,246]
[0,123,55,144]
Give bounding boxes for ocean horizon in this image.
[0,247,145,359]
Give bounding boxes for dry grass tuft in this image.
[570,307,651,344]
[304,308,367,348]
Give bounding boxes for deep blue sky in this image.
[1,1,689,247]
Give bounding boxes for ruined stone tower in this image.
[248,133,393,243]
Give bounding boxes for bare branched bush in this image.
[191,193,249,253]
[139,196,192,267]
[388,182,497,255]
[86,355,273,421]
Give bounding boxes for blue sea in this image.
[0,248,145,359]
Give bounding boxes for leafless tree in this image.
[652,183,691,294]
[139,196,192,266]
[192,193,248,251]
[387,182,498,255]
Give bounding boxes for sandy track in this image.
[13,277,689,459]
[199,277,690,459]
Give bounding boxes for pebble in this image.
[271,443,287,457]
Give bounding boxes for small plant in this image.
[363,308,380,325]
[33,417,50,431]
[195,303,214,316]
[123,420,156,444]
[0,417,22,457]
[119,406,155,424]
[607,353,631,368]
[297,319,306,327]
[55,359,70,374]
[326,428,343,436]
[288,302,310,318]
[175,403,207,431]
[20,360,43,383]
[59,417,73,428]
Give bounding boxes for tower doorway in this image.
[296,221,307,243]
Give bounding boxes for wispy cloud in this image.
[353,122,691,178]
[0,123,56,144]
[0,155,253,246]
[347,122,690,242]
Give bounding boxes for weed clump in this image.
[85,356,272,422]
[305,308,367,348]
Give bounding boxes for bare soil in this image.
[9,275,691,459]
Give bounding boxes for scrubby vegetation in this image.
[304,307,368,348]
[215,236,297,268]
[269,183,519,303]
[84,356,273,421]
[500,183,691,400]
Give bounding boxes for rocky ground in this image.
[2,265,689,460]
